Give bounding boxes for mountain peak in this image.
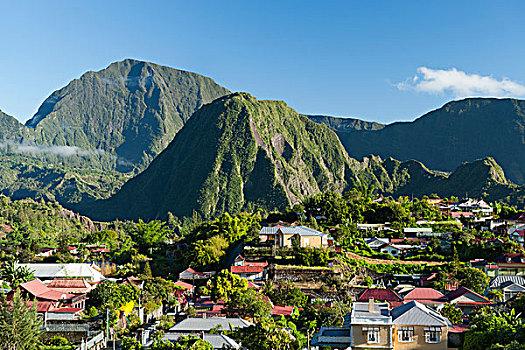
[23,60,230,172]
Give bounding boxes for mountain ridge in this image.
[75,93,525,221]
[312,98,525,184]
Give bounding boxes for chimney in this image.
[368,297,375,313]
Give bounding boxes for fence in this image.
[76,331,105,350]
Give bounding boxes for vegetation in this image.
[323,98,525,186]
[0,290,42,350]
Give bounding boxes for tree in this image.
[142,277,178,312]
[121,336,144,350]
[440,303,463,324]
[204,270,248,301]
[0,290,43,350]
[0,261,34,289]
[150,334,212,350]
[224,288,271,320]
[264,281,307,307]
[86,280,139,325]
[455,267,490,294]
[232,318,294,350]
[132,219,169,253]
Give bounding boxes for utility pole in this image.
[106,309,109,348]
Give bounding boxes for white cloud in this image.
[396,67,525,98]
[0,141,106,157]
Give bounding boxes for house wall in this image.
[393,325,447,350]
[301,235,323,248]
[352,325,392,348]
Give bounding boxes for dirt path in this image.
[346,252,444,266]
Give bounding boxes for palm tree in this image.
[488,289,504,303]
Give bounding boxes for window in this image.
[398,327,414,342]
[364,327,380,344]
[425,327,441,343]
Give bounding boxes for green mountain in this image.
[316,98,525,185]
[76,93,525,221]
[306,115,385,132]
[363,156,524,206]
[0,154,127,205]
[0,109,27,141]
[78,92,361,220]
[25,59,230,172]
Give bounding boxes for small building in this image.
[366,237,390,250]
[442,287,492,314]
[179,268,215,280]
[312,299,450,349]
[489,276,525,302]
[259,226,332,248]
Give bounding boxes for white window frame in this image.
[365,327,380,344]
[425,327,441,343]
[398,327,414,343]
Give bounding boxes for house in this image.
[489,276,525,302]
[230,265,266,280]
[379,244,421,258]
[441,287,492,314]
[509,224,525,244]
[17,263,105,282]
[484,253,525,276]
[403,227,432,238]
[357,288,404,308]
[229,254,268,280]
[458,199,493,215]
[390,301,450,349]
[366,237,390,250]
[260,226,332,248]
[470,259,500,278]
[312,299,450,349]
[179,268,215,280]
[15,279,87,309]
[401,288,445,308]
[258,226,281,243]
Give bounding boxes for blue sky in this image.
[0,0,524,124]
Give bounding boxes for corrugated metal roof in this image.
[17,263,104,281]
[489,275,525,288]
[391,301,449,326]
[169,317,253,332]
[259,226,327,237]
[403,288,445,301]
[164,333,240,349]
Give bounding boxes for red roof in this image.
[26,301,56,312]
[403,288,445,301]
[20,280,73,301]
[271,305,295,316]
[357,288,403,303]
[52,307,83,314]
[47,278,91,289]
[245,262,269,267]
[184,268,204,276]
[448,324,470,333]
[174,281,194,290]
[230,265,265,274]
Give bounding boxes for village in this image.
[2,193,525,350]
